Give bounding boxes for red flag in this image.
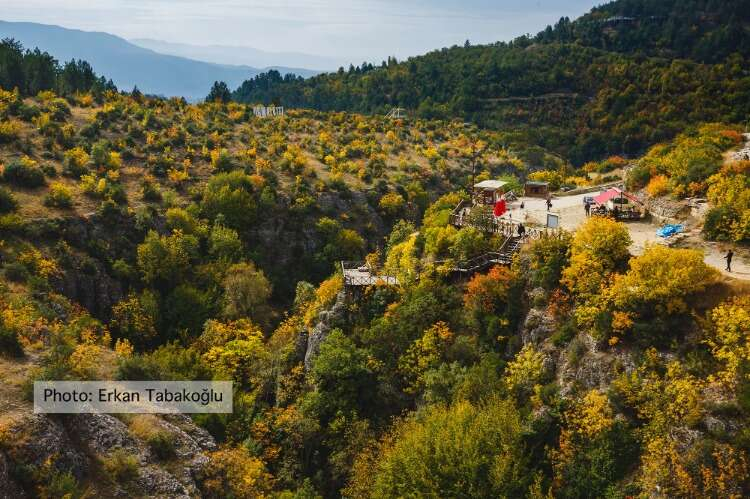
[493,199,506,217]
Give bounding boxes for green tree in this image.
[350,398,530,498]
[304,330,377,424]
[137,230,199,288]
[222,262,272,325]
[206,81,231,103]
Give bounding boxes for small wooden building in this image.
[473,180,508,206]
[524,181,550,198]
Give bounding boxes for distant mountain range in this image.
[0,21,321,100]
[130,39,341,72]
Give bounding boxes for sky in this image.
[1,0,599,66]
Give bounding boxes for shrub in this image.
[17,103,40,121]
[137,230,199,288]
[528,169,563,190]
[450,226,489,261]
[3,157,46,187]
[0,319,24,357]
[703,205,737,241]
[562,217,631,297]
[3,262,29,282]
[63,146,90,178]
[379,192,406,216]
[102,449,139,484]
[705,296,750,389]
[566,336,587,367]
[141,176,162,202]
[349,398,530,498]
[146,431,177,460]
[129,415,177,460]
[44,182,73,208]
[208,223,243,262]
[48,98,71,121]
[0,119,21,143]
[200,172,258,229]
[221,262,272,322]
[210,148,235,172]
[464,266,514,315]
[199,448,274,498]
[646,175,669,197]
[626,162,651,191]
[0,186,18,213]
[38,470,85,499]
[523,232,572,290]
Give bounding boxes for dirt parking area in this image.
[501,193,750,281]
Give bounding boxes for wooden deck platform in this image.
[341,262,399,287]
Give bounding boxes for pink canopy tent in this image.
[592,187,640,206]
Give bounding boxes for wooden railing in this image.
[341,261,398,286]
[433,234,529,277]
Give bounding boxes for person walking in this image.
[546,198,552,211]
[725,249,734,272]
[584,202,590,216]
[517,222,526,238]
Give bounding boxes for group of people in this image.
[500,192,740,276]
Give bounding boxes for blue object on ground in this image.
[656,224,684,238]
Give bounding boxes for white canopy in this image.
[474,180,508,190]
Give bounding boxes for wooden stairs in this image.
[445,235,524,277]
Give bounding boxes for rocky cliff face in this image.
[0,450,26,499]
[304,291,347,371]
[39,189,388,319]
[518,289,639,397]
[21,212,144,321]
[52,253,124,321]
[250,189,389,298]
[0,411,215,497]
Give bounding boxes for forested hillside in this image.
[231,0,750,163]
[0,83,749,496]
[0,38,116,97]
[539,0,750,63]
[1,2,750,498]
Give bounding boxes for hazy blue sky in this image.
[2,0,599,65]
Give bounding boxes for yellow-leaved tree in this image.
[398,321,454,394]
[346,398,531,498]
[200,447,274,498]
[562,216,631,298]
[705,296,750,389]
[198,319,270,392]
[504,344,547,398]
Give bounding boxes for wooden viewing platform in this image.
[341,262,399,287]
[449,200,547,239]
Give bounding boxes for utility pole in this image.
[470,143,477,189]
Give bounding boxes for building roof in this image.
[474,180,508,190]
[593,187,641,206]
[525,181,549,187]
